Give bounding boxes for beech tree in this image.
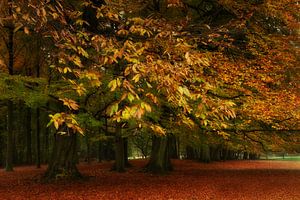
[38,0,300,176]
[0,0,298,179]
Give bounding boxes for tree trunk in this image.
[44,103,50,164]
[168,135,178,159]
[25,107,32,164]
[97,141,102,162]
[145,136,172,174]
[210,146,221,161]
[35,36,41,168]
[114,125,125,172]
[43,132,81,181]
[36,108,41,168]
[5,101,14,171]
[124,137,131,167]
[186,145,195,160]
[199,143,210,163]
[5,1,14,172]
[85,136,91,164]
[0,130,3,167]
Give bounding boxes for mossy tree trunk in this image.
[43,132,81,181]
[145,135,172,174]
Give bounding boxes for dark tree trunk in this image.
[43,132,81,181]
[210,146,221,161]
[44,103,50,164]
[35,36,41,168]
[104,140,115,161]
[97,141,102,162]
[199,143,210,163]
[0,129,3,167]
[124,137,131,167]
[221,148,228,161]
[6,101,14,171]
[145,136,172,174]
[25,107,32,164]
[12,118,17,164]
[168,135,178,159]
[36,108,41,168]
[44,128,49,164]
[114,125,125,172]
[85,136,91,164]
[5,1,14,172]
[186,146,196,160]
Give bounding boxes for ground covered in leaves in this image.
[0,159,300,200]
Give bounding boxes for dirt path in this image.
[0,160,300,200]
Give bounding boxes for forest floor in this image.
[0,159,300,200]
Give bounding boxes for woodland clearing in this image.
[0,159,300,200]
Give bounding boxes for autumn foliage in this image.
[0,0,299,182]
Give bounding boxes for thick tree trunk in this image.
[124,137,131,167]
[210,146,221,161]
[199,143,211,163]
[186,145,196,160]
[114,125,125,172]
[145,136,172,174]
[43,132,81,181]
[222,148,228,161]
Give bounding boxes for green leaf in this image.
[127,93,135,102]
[109,103,119,116]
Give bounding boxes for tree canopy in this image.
[0,0,299,177]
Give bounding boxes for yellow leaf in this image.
[141,102,151,112]
[54,120,59,130]
[146,82,152,88]
[108,79,117,91]
[63,67,71,73]
[150,125,166,135]
[132,74,141,83]
[122,107,131,119]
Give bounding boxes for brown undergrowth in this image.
[0,160,300,200]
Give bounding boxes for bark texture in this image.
[145,136,172,174]
[43,133,81,181]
